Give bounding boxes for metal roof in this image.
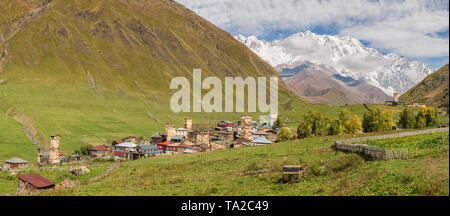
[5,157,28,164]
[171,135,185,140]
[114,142,137,148]
[252,137,273,144]
[16,174,55,188]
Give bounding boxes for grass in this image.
[0,161,116,195]
[30,131,449,196]
[360,132,449,150]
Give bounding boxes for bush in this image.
[362,108,393,132]
[277,127,294,142]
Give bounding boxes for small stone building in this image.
[89,145,110,158]
[17,173,55,191]
[2,158,29,170]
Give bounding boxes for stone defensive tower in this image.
[49,135,60,165]
[241,115,252,141]
[184,118,192,131]
[165,124,175,141]
[393,93,399,102]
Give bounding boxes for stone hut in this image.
[17,173,55,192]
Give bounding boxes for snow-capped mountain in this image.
[236,31,434,96]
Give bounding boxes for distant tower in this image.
[165,124,175,142]
[37,147,42,164]
[393,93,399,103]
[241,116,252,141]
[49,135,60,165]
[184,118,192,131]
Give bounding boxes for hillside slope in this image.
[0,0,347,162]
[282,62,391,106]
[400,64,449,109]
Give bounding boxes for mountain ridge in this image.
[236,31,435,96]
[400,64,449,110]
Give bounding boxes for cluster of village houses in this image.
[1,115,281,191]
[101,115,279,160]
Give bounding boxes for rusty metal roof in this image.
[16,174,55,188]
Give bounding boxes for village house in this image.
[150,133,166,145]
[112,139,124,146]
[266,129,278,143]
[259,125,273,132]
[232,138,252,148]
[136,145,161,157]
[252,137,273,146]
[175,128,189,137]
[217,121,234,132]
[17,173,55,192]
[171,135,185,144]
[89,145,110,158]
[2,158,29,170]
[166,143,180,155]
[252,131,268,140]
[157,141,171,154]
[122,136,151,145]
[113,142,138,160]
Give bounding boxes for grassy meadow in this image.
[16,131,444,196]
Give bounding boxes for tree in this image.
[339,109,351,125]
[277,127,294,142]
[273,119,283,129]
[415,106,439,128]
[74,144,93,156]
[303,109,330,136]
[362,108,394,132]
[297,121,312,139]
[398,107,416,129]
[328,119,344,136]
[347,115,363,134]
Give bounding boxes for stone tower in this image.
[37,147,42,164]
[184,118,192,131]
[241,116,252,141]
[49,135,60,165]
[165,124,175,141]
[393,93,399,102]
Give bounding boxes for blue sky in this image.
[178,0,449,69]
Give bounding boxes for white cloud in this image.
[177,0,449,60]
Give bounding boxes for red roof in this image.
[16,174,55,189]
[90,145,109,151]
[158,141,171,146]
[114,140,124,144]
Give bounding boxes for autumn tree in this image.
[277,127,294,142]
[398,107,416,129]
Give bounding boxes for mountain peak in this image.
[235,31,434,95]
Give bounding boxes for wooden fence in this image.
[334,127,448,161]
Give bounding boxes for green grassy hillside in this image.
[0,0,369,162]
[22,131,446,196]
[400,64,449,110]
